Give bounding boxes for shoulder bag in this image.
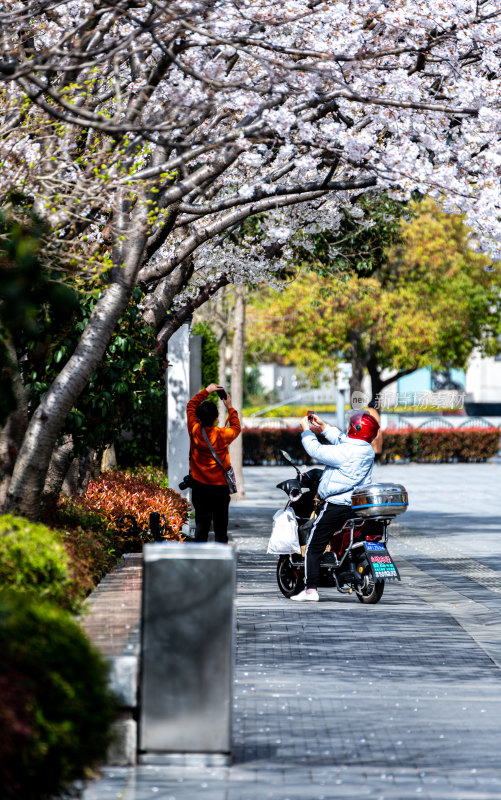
[201,427,238,494]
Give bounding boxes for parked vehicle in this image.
[275,451,408,604]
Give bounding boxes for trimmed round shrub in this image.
[0,514,76,609]
[0,592,116,800]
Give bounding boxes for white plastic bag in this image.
[267,508,301,555]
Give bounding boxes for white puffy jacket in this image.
[301,425,374,506]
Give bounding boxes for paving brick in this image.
[82,553,142,658]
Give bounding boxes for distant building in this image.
[464,353,501,415]
[391,357,501,415]
[258,352,501,417]
[257,363,337,405]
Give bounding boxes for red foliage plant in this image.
[381,427,500,463]
[60,471,189,542]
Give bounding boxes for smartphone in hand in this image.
[307,410,315,422]
[217,387,227,400]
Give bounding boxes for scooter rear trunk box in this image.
[351,483,408,518]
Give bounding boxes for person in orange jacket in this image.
[186,383,241,543]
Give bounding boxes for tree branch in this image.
[175,174,374,219]
[154,274,230,355]
[138,176,377,285]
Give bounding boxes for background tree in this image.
[1,1,500,516]
[247,199,501,402]
[294,193,407,281]
[229,285,246,499]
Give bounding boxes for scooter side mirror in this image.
[278,449,301,476]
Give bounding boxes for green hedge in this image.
[242,426,500,464]
[243,426,310,465]
[381,427,500,463]
[0,514,77,610]
[0,592,115,800]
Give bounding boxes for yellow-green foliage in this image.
[244,404,336,417]
[0,514,74,609]
[247,199,501,386]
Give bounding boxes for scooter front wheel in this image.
[276,555,304,598]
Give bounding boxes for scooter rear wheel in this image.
[355,577,385,604]
[276,555,304,598]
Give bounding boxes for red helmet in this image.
[347,411,380,443]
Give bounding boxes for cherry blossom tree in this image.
[1,0,500,515]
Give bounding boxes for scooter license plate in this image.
[364,542,400,581]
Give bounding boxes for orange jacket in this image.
[187,388,241,485]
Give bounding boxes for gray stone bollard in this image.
[106,655,139,766]
[138,542,236,766]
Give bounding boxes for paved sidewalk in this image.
[83,463,501,800]
[82,553,142,658]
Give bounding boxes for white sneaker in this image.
[290,588,319,602]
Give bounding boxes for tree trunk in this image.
[43,435,75,495]
[197,287,232,424]
[0,340,29,509]
[229,285,246,500]
[217,329,228,422]
[4,281,136,518]
[4,188,149,520]
[214,287,232,420]
[366,352,417,406]
[61,446,100,496]
[347,333,366,398]
[349,358,365,398]
[365,350,384,405]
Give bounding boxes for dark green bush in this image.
[243,426,311,465]
[192,320,219,387]
[0,514,78,610]
[0,592,116,800]
[243,426,500,464]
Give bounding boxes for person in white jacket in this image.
[291,410,380,603]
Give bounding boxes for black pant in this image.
[305,502,353,589]
[191,480,231,543]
